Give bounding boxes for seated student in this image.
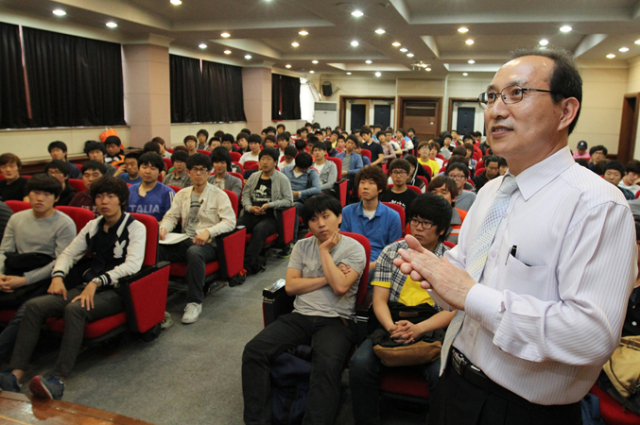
[104,136,124,167]
[239,134,262,166]
[221,134,238,154]
[438,133,454,160]
[83,141,116,177]
[265,126,277,137]
[263,135,277,149]
[354,143,372,166]
[416,141,438,177]
[341,166,402,273]
[0,174,76,362]
[238,148,293,274]
[213,130,225,140]
[276,123,285,135]
[295,139,307,155]
[0,154,28,202]
[152,136,172,159]
[378,132,398,167]
[163,149,192,189]
[208,147,242,198]
[381,159,418,216]
[159,154,236,324]
[427,175,466,245]
[336,135,347,153]
[403,155,427,189]
[43,160,76,206]
[498,156,509,176]
[336,135,364,178]
[47,141,81,179]
[349,193,456,425]
[296,127,308,142]
[114,152,142,185]
[184,135,198,156]
[277,132,291,162]
[196,129,209,151]
[68,161,106,216]
[0,177,145,400]
[282,152,321,246]
[311,142,338,194]
[242,195,366,425]
[361,127,384,167]
[573,140,590,161]
[445,162,476,211]
[473,154,500,191]
[619,160,640,194]
[603,161,636,200]
[127,153,175,221]
[396,128,415,154]
[236,133,250,154]
[279,145,297,170]
[463,142,478,171]
[588,144,608,172]
[208,137,221,151]
[325,140,339,158]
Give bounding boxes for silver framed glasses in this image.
[478,85,555,109]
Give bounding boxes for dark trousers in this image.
[293,201,304,243]
[158,239,217,304]
[349,338,441,425]
[428,354,582,425]
[237,212,277,273]
[242,312,356,425]
[9,286,124,378]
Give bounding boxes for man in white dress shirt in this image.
[394,47,637,424]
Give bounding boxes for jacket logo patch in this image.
[114,240,127,259]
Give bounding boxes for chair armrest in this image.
[117,261,170,333]
[276,206,296,246]
[355,291,373,345]
[262,278,295,327]
[215,227,247,279]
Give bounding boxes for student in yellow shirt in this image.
[417,141,440,176]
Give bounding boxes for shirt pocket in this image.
[503,254,556,301]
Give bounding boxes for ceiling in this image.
[1,0,639,79]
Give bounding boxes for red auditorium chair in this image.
[167,185,182,193]
[477,159,484,169]
[386,184,421,195]
[166,148,174,154]
[590,384,640,425]
[361,149,372,163]
[168,190,247,289]
[245,205,297,261]
[233,161,244,174]
[230,152,241,162]
[4,200,31,213]
[326,157,348,207]
[229,172,245,191]
[467,178,475,188]
[244,161,259,171]
[421,165,432,180]
[636,189,640,199]
[54,206,94,233]
[46,213,171,342]
[162,157,173,171]
[67,178,86,193]
[197,149,211,156]
[382,202,405,231]
[475,167,485,177]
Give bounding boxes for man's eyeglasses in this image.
[410,218,435,230]
[190,167,209,174]
[478,85,556,110]
[390,170,408,176]
[448,174,466,180]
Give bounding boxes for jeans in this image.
[293,201,304,243]
[9,286,124,377]
[349,338,441,425]
[242,312,356,425]
[237,212,277,273]
[0,304,26,363]
[158,239,217,304]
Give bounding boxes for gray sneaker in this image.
[182,303,202,324]
[161,311,173,329]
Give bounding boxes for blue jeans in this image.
[349,338,441,425]
[0,303,26,363]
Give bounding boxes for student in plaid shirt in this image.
[349,193,457,425]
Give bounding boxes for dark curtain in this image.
[272,74,301,120]
[0,23,28,129]
[272,73,281,120]
[22,27,125,127]
[202,60,246,122]
[170,55,203,123]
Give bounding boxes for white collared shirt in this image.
[447,146,637,405]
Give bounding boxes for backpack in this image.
[271,345,312,425]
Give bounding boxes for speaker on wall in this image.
[321,81,333,96]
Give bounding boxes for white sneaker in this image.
[182,303,202,324]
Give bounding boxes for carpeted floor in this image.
[4,253,427,425]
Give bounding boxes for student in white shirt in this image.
[239,134,262,166]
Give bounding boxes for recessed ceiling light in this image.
[221,32,230,38]
[292,42,299,47]
[299,30,308,36]
[468,59,475,64]
[375,28,385,34]
[224,50,232,54]
[392,42,401,47]
[52,9,66,16]
[399,47,408,52]
[309,70,315,74]
[636,39,640,45]
[560,25,572,33]
[606,53,616,59]
[245,54,252,59]
[351,10,364,17]
[375,72,381,77]
[106,22,118,28]
[539,39,549,46]
[199,43,207,49]
[466,39,474,45]
[312,60,319,64]
[619,47,630,52]
[458,27,469,33]
[407,53,414,57]
[426,67,431,71]
[346,72,352,75]
[463,73,468,76]
[285,64,292,68]
[365,60,372,64]
[170,0,182,4]
[351,40,359,47]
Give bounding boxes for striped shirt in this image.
[448,146,637,404]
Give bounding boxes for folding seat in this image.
[162,158,173,171]
[590,384,640,425]
[361,150,372,163]
[4,200,31,213]
[386,184,422,195]
[244,206,296,261]
[474,167,486,177]
[230,152,241,162]
[196,149,210,156]
[67,179,86,192]
[244,161,259,171]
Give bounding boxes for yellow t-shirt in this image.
[372,276,434,306]
[418,157,439,176]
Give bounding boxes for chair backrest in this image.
[197,149,211,156]
[421,164,432,177]
[361,149,372,161]
[341,232,372,307]
[382,202,405,231]
[55,206,95,233]
[467,178,475,188]
[436,153,444,160]
[477,159,484,169]
[230,152,241,162]
[130,213,159,267]
[474,167,485,177]
[223,189,239,217]
[166,148,174,154]
[636,189,640,199]
[232,161,244,173]
[168,185,182,193]
[416,175,430,187]
[407,185,422,195]
[5,200,30,213]
[162,158,173,171]
[326,157,343,183]
[244,161,259,170]
[443,241,456,249]
[67,178,86,193]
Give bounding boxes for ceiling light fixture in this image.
[468,59,475,64]
[375,72,381,77]
[619,47,629,52]
[312,60,319,64]
[351,10,364,17]
[309,70,315,74]
[458,27,469,33]
[245,54,252,59]
[399,47,408,52]
[347,72,352,75]
[463,72,468,76]
[351,40,359,47]
[466,39,474,45]
[106,22,118,28]
[170,0,182,4]
[375,28,385,34]
[292,42,299,47]
[407,53,414,57]
[392,42,401,47]
[53,9,66,16]
[426,67,431,71]
[221,32,230,38]
[606,53,615,59]
[366,60,372,64]
[560,25,572,33]
[199,43,207,49]
[224,50,232,54]
[636,39,640,45]
[299,30,308,36]
[539,39,549,46]
[285,64,292,68]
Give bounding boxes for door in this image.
[351,104,366,132]
[617,93,639,165]
[374,104,391,129]
[400,99,440,143]
[456,107,475,135]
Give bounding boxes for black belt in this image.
[450,347,580,412]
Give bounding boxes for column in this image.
[242,66,273,134]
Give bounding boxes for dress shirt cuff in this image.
[464,284,504,334]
